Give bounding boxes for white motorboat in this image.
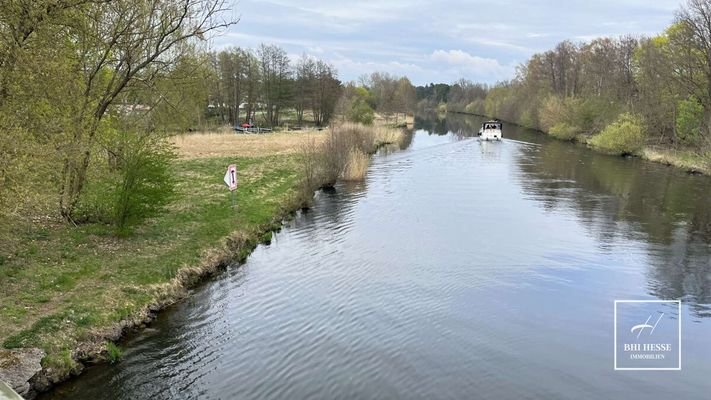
[478,120,502,140]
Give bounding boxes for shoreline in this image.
[33,208,297,398]
[0,146,317,398]
[0,124,409,399]
[446,110,711,176]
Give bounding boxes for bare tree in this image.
[294,54,316,125]
[257,43,290,126]
[311,60,341,126]
[59,0,236,220]
[674,0,711,137]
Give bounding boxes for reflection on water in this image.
[43,114,711,400]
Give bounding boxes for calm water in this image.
[44,114,711,399]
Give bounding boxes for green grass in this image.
[548,122,580,141]
[0,154,305,373]
[588,113,646,155]
[105,342,122,363]
[642,147,711,174]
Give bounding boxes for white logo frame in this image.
[614,299,681,371]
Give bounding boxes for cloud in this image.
[330,55,428,81]
[217,0,680,84]
[252,0,426,26]
[430,50,514,80]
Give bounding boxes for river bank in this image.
[1,140,312,397]
[0,123,406,399]
[447,110,711,175]
[37,117,711,400]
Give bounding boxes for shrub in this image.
[549,122,580,141]
[676,97,704,145]
[347,99,375,125]
[465,99,485,115]
[302,123,402,187]
[341,148,369,181]
[518,108,538,129]
[298,135,323,206]
[106,341,122,363]
[589,113,646,155]
[110,131,176,236]
[539,96,620,135]
[539,96,565,132]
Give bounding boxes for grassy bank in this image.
[448,110,711,175]
[0,131,327,386]
[0,120,409,395]
[640,146,711,175]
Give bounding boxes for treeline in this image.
[337,73,417,125]
[0,0,418,239]
[418,0,711,155]
[208,46,341,127]
[0,0,236,235]
[206,48,417,128]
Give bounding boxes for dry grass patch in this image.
[342,149,370,181]
[0,154,306,375]
[642,146,711,174]
[173,129,327,159]
[373,112,414,127]
[373,125,406,148]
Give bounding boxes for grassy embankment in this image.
[0,131,317,378]
[449,109,711,175]
[0,122,406,387]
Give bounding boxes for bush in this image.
[302,123,402,187]
[589,113,646,155]
[298,136,323,206]
[347,99,375,125]
[549,122,580,141]
[676,97,704,145]
[518,107,538,129]
[465,99,485,115]
[539,96,620,135]
[342,148,369,181]
[110,131,176,236]
[106,341,122,363]
[539,96,565,132]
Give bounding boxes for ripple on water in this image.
[42,120,711,400]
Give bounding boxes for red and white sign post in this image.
[224,164,238,207]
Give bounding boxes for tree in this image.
[258,43,291,126]
[56,0,235,220]
[311,60,341,126]
[146,52,214,131]
[294,54,316,125]
[367,72,398,120]
[635,35,678,141]
[393,77,416,121]
[672,0,711,140]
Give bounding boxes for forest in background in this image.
[4,0,711,249]
[417,0,711,160]
[0,0,417,245]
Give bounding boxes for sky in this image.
[211,0,681,86]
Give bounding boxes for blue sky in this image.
[213,0,680,86]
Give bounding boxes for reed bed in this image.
[341,149,370,181]
[172,129,326,159]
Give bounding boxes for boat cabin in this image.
[478,120,502,140]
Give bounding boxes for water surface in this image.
[44,114,711,399]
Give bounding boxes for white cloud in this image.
[216,0,680,84]
[330,55,427,81]
[430,50,513,80]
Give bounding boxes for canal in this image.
[43,114,711,399]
